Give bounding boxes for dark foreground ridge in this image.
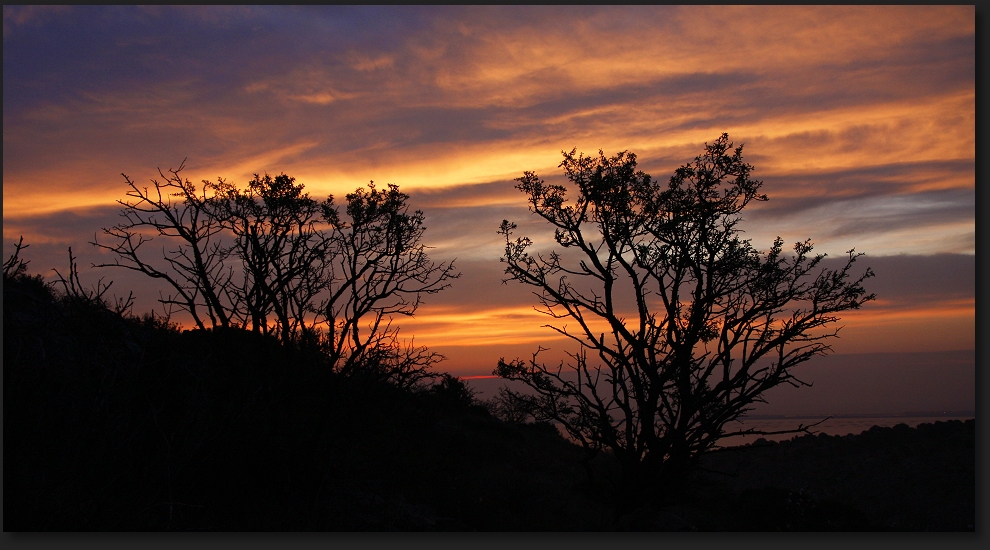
[3,273,974,531]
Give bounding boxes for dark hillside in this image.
[3,272,975,531]
[684,420,975,531]
[3,272,601,530]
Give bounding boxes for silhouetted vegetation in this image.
[4,243,973,531]
[93,165,458,387]
[496,134,875,508]
[2,145,970,531]
[3,263,589,530]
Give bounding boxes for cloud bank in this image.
[3,7,975,393]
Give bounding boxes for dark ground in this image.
[3,271,976,531]
[645,419,975,531]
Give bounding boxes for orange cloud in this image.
[4,6,974,231]
[3,6,974,379]
[399,305,572,348]
[840,297,974,324]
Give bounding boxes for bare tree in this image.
[93,161,236,330]
[319,183,459,384]
[495,134,874,504]
[3,236,30,280]
[210,173,333,343]
[54,247,135,316]
[95,164,458,387]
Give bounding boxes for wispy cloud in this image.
[3,6,974,372]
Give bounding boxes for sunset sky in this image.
[3,6,975,414]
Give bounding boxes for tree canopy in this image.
[495,134,875,505]
[94,164,458,386]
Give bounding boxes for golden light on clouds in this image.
[4,6,974,218]
[829,298,975,354]
[401,295,976,359]
[3,6,974,383]
[741,93,975,175]
[400,305,572,348]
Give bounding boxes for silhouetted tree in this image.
[495,134,874,505]
[94,162,458,386]
[316,183,458,382]
[93,162,236,330]
[54,247,135,316]
[209,173,333,344]
[485,385,539,425]
[3,236,30,280]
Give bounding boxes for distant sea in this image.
[464,378,975,447]
[719,412,976,447]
